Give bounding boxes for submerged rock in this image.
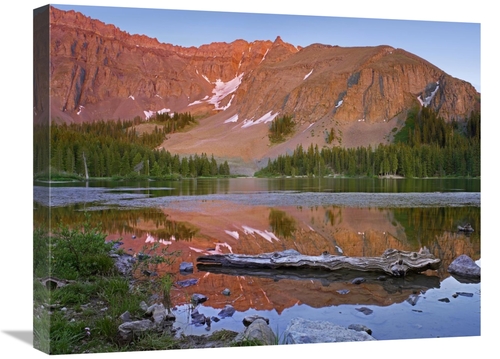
[356,307,373,315]
[191,293,208,305]
[218,305,236,318]
[454,292,474,298]
[191,309,207,326]
[180,262,194,272]
[351,277,365,284]
[177,278,198,287]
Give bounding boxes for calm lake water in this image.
[33,177,481,342]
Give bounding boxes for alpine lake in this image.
[33,176,481,342]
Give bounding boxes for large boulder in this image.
[243,315,270,327]
[284,318,375,344]
[118,303,176,341]
[118,319,154,341]
[145,303,167,324]
[448,254,480,278]
[233,318,277,345]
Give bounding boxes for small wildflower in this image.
[85,327,91,336]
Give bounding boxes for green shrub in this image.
[52,281,99,306]
[33,309,51,353]
[33,227,50,278]
[48,312,88,355]
[51,213,115,279]
[97,277,147,317]
[33,279,50,304]
[94,316,120,341]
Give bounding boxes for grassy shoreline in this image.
[33,220,247,354]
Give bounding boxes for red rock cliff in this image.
[44,6,479,126]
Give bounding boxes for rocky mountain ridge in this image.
[36,6,480,171]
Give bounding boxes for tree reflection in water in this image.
[268,208,296,239]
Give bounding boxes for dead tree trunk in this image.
[197,248,441,277]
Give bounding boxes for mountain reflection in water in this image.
[33,177,480,340]
[35,200,479,310]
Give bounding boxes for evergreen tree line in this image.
[268,114,296,143]
[394,106,480,148]
[34,124,50,174]
[256,108,480,178]
[152,112,196,133]
[46,118,229,179]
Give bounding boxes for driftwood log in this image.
[38,276,76,290]
[197,248,441,277]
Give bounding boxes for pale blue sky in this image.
[52,3,481,92]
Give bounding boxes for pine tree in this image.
[210,155,218,176]
[180,157,189,177]
[120,151,131,176]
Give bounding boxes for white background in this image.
[1,1,494,358]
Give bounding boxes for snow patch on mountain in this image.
[224,114,239,123]
[418,82,440,107]
[241,111,279,129]
[225,230,239,239]
[188,73,244,111]
[144,108,170,120]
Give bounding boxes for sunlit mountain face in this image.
[39,6,480,174]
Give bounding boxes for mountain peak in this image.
[38,6,480,166]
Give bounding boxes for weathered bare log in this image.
[196,248,441,277]
[38,276,76,290]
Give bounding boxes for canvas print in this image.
[33,3,481,355]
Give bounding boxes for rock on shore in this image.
[284,318,375,344]
[448,254,480,278]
